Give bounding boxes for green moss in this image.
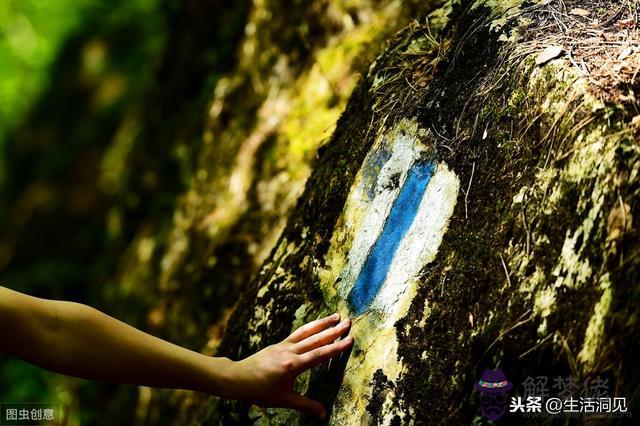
[578,274,613,371]
[95,0,640,423]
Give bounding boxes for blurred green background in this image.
[0,0,165,184]
[0,0,249,424]
[0,0,167,423]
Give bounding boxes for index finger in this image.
[286,313,340,343]
[297,336,354,371]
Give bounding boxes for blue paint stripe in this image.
[348,160,435,315]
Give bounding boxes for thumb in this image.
[283,392,326,419]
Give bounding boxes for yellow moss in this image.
[578,274,613,372]
[564,130,605,184]
[534,286,555,318]
[504,46,623,343]
[418,299,433,328]
[137,237,156,263]
[99,116,139,195]
[551,229,592,289]
[426,0,455,30]
[469,0,548,33]
[279,0,403,179]
[159,207,192,289]
[518,264,546,296]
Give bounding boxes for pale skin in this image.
[0,286,353,419]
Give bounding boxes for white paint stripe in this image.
[372,162,460,316]
[337,133,426,298]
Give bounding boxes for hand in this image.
[226,313,353,419]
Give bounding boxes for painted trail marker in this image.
[348,160,436,314]
[335,122,460,316]
[322,120,460,425]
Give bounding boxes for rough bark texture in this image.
[123,0,640,424]
[4,0,639,424]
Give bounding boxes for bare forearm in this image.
[19,300,234,396]
[0,286,352,417]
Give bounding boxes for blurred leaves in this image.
[0,0,167,186]
[0,0,86,139]
[0,0,168,422]
[0,0,252,423]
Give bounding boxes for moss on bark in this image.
[183,0,640,424]
[22,0,634,424]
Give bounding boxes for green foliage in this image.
[0,0,166,185]
[0,0,167,422]
[0,0,86,135]
[0,359,56,403]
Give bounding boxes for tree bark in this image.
[8,0,636,424]
[172,0,639,424]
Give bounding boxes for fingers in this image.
[298,335,353,370]
[286,312,340,343]
[283,392,326,419]
[293,318,351,354]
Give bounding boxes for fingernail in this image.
[340,318,351,327]
[331,312,340,320]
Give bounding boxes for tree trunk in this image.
[8,0,638,424]
[126,0,640,424]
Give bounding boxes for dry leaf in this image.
[607,201,632,241]
[632,115,640,130]
[617,18,635,29]
[607,201,632,256]
[618,47,633,61]
[619,93,636,103]
[536,45,563,65]
[569,8,590,17]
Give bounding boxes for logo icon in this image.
[476,368,513,421]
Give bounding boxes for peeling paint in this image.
[320,119,459,424]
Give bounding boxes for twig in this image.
[431,123,453,142]
[483,309,533,357]
[441,144,453,153]
[619,194,628,231]
[568,45,589,76]
[463,162,475,220]
[558,331,579,378]
[519,333,554,359]
[521,204,530,255]
[499,253,512,287]
[404,76,419,92]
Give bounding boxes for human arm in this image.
[0,286,352,418]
